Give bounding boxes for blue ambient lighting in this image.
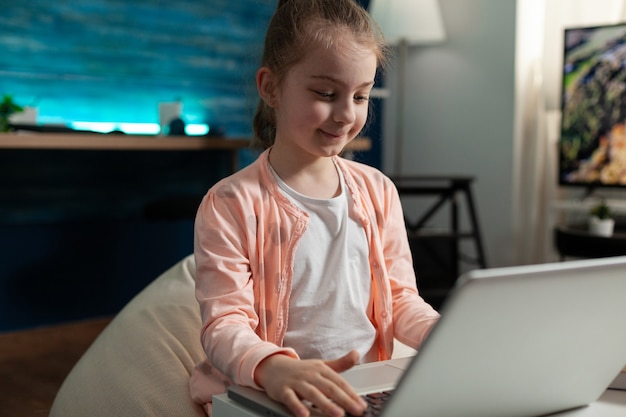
[68,121,210,136]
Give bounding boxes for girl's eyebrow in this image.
[310,75,375,88]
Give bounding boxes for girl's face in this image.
[269,38,377,160]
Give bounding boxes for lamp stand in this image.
[394,38,408,177]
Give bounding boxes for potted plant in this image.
[589,199,615,237]
[0,94,23,132]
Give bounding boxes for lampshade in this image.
[369,0,446,45]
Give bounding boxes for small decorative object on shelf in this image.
[0,94,23,132]
[589,199,615,237]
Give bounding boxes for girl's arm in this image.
[194,191,296,388]
[382,182,440,348]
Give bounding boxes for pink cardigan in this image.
[190,149,439,413]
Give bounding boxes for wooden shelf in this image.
[0,133,371,152]
[0,133,250,151]
[552,199,626,215]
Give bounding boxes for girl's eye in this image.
[312,90,369,102]
[315,90,335,99]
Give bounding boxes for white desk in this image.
[213,388,626,417]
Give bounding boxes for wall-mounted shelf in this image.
[552,199,626,214]
[0,133,251,151]
[0,133,371,152]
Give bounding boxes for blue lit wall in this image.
[0,0,274,135]
[0,0,382,332]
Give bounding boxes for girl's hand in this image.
[254,350,368,417]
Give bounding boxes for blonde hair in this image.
[252,0,387,149]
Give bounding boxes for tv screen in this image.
[559,22,626,188]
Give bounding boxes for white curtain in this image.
[512,0,626,265]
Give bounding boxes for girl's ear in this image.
[256,67,277,107]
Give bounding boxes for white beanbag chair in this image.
[50,253,417,417]
[50,254,206,417]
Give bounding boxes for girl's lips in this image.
[320,129,348,139]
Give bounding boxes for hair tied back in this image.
[276,0,292,10]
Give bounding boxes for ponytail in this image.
[252,99,275,149]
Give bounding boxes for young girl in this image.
[190,1,440,416]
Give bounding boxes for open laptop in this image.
[228,256,626,417]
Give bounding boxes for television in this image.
[559,22,626,189]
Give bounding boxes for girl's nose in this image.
[333,99,356,125]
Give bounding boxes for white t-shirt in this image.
[270,165,377,363]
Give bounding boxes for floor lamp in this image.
[368,0,446,176]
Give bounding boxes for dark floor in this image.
[0,317,112,417]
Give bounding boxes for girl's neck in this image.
[268,145,341,199]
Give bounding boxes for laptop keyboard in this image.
[346,391,393,417]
